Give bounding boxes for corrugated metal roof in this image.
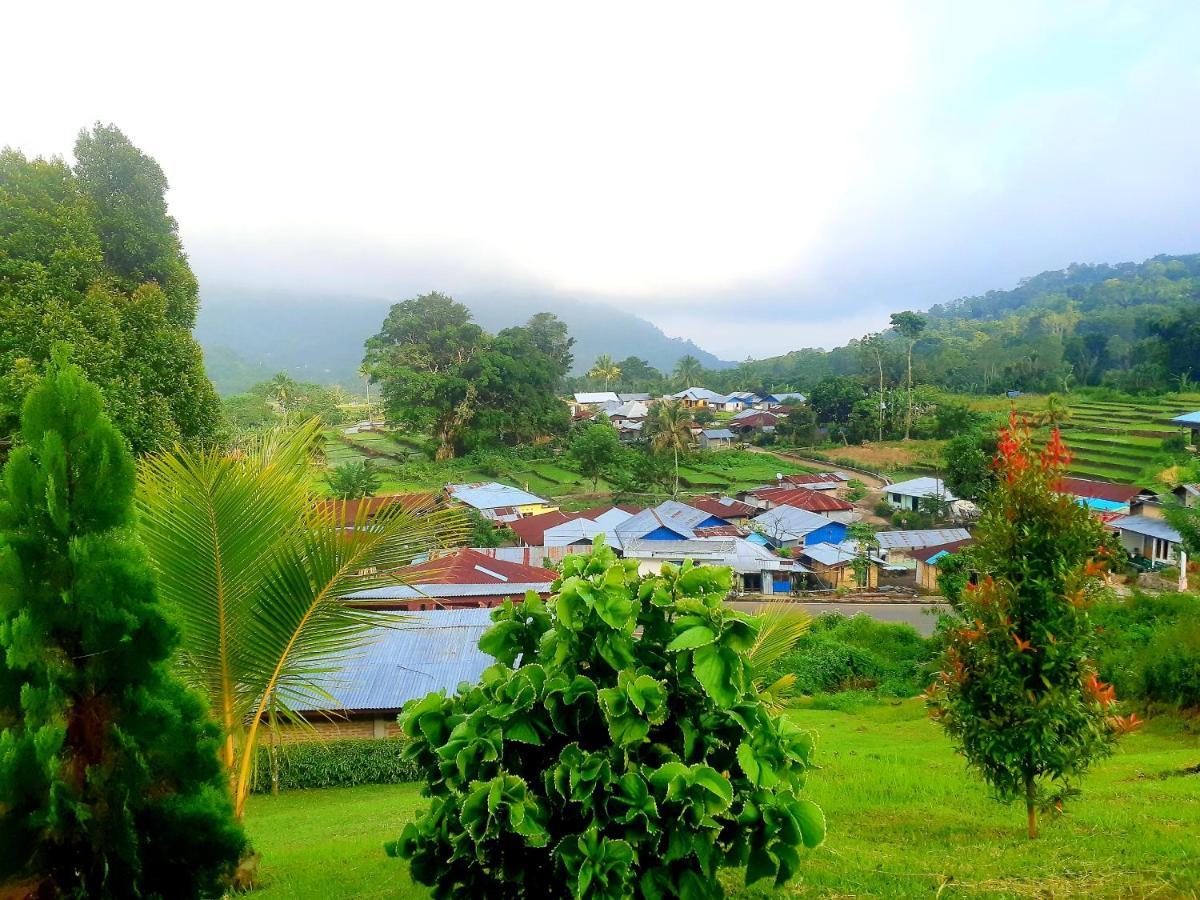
[702,428,735,439]
[673,387,728,402]
[345,582,553,599]
[875,528,971,550]
[447,482,549,510]
[751,505,839,541]
[1110,515,1182,543]
[1170,411,1200,425]
[886,477,958,501]
[574,392,620,404]
[293,609,497,713]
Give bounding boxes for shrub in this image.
[927,419,1132,839]
[391,543,825,897]
[873,498,893,518]
[1092,592,1200,709]
[250,738,421,793]
[846,479,867,502]
[762,614,936,698]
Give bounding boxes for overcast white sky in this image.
[5,1,1200,358]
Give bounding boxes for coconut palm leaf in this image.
[136,419,468,816]
[747,603,812,673]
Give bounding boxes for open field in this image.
[801,392,1200,486]
[315,435,818,500]
[244,700,1200,899]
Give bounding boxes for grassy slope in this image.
[244,701,1200,899]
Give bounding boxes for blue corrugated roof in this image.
[293,609,497,713]
[1171,410,1200,426]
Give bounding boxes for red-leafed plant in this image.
[926,412,1139,838]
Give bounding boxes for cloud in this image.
[4,1,1199,359]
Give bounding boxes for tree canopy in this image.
[364,293,570,458]
[0,352,243,894]
[0,124,219,453]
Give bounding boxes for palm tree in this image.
[136,419,467,818]
[646,399,692,497]
[747,604,813,713]
[1036,393,1072,429]
[673,354,703,388]
[588,354,621,391]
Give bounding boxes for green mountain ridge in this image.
[195,286,731,394]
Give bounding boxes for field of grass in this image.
[315,434,816,502]
[244,700,1200,898]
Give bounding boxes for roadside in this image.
[744,446,891,489]
[728,599,948,636]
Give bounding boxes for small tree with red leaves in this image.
[926,413,1139,839]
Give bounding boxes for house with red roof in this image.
[1053,477,1156,513]
[342,547,558,611]
[688,495,757,524]
[744,486,859,523]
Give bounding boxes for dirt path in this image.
[747,447,891,489]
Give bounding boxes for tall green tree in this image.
[0,353,243,895]
[889,311,926,440]
[570,421,622,490]
[926,417,1136,838]
[673,354,703,387]
[645,399,692,498]
[0,126,219,452]
[364,295,568,458]
[588,354,621,391]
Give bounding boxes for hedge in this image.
[250,737,421,793]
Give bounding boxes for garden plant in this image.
[392,540,825,898]
[0,354,244,896]
[926,414,1139,838]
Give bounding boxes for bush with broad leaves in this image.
[388,540,824,898]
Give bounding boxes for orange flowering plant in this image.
[925,413,1138,839]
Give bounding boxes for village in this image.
[287,387,1200,743]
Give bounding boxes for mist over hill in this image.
[195,286,731,394]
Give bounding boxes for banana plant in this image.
[136,418,466,817]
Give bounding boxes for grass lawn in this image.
[244,700,1200,898]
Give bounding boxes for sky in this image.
[5,1,1200,359]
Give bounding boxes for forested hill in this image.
[925,253,1200,323]
[195,286,730,394]
[735,253,1200,396]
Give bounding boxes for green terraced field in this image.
[1033,395,1198,484]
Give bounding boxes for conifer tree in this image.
[0,351,243,897]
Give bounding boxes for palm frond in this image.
[747,603,812,674]
[136,419,469,817]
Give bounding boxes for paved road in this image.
[745,447,890,489]
[728,600,948,636]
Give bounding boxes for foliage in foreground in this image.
[392,542,824,898]
[136,419,467,818]
[0,354,243,896]
[927,416,1135,838]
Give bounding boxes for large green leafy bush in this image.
[390,541,824,898]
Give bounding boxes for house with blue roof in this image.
[615,500,733,543]
[751,505,846,550]
[1171,410,1200,445]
